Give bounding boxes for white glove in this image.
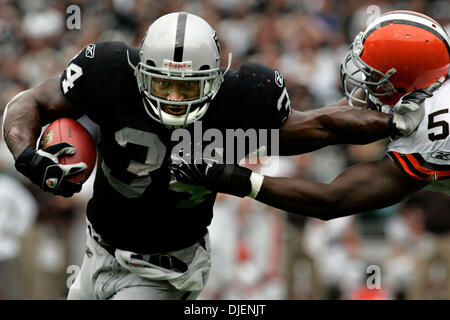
[392,77,445,136]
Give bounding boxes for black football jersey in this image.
[60,41,291,253]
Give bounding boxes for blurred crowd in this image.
[0,0,450,299]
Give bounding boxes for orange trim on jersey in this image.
[390,152,427,180]
[405,154,450,179]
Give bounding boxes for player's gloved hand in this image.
[15,143,87,197]
[392,76,445,136]
[170,155,256,198]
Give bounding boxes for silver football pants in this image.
[67,222,211,300]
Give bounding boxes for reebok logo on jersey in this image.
[431,151,450,160]
[85,44,96,58]
[275,70,284,87]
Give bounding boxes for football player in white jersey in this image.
[171,10,450,220]
[387,81,450,195]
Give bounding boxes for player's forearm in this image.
[3,91,43,159]
[255,176,352,220]
[279,107,394,156]
[253,157,425,220]
[313,106,394,144]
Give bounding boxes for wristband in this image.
[208,164,253,198]
[249,172,264,199]
[388,116,401,140]
[15,146,36,176]
[388,116,399,135]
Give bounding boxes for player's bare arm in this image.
[170,82,444,200]
[254,155,428,220]
[3,76,86,197]
[170,154,428,218]
[278,107,393,155]
[3,76,82,159]
[279,78,444,156]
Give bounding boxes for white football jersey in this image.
[388,80,450,195]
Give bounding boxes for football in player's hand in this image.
[39,118,97,184]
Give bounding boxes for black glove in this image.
[170,156,253,198]
[15,143,87,197]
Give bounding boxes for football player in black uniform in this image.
[3,12,425,300]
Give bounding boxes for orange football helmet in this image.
[341,10,450,109]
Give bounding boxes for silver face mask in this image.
[131,12,231,127]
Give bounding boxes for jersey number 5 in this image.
[428,108,449,141]
[62,63,83,94]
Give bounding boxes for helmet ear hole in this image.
[397,87,406,93]
[146,59,156,67]
[199,65,210,70]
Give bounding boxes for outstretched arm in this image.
[170,154,428,220]
[278,81,443,156]
[278,107,394,155]
[255,155,428,220]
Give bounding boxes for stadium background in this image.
[0,0,449,300]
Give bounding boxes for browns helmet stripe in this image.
[362,11,450,52]
[363,20,450,54]
[386,10,440,25]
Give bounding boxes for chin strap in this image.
[126,50,137,74]
[221,52,233,81]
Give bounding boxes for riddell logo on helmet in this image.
[169,62,188,69]
[163,59,193,71]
